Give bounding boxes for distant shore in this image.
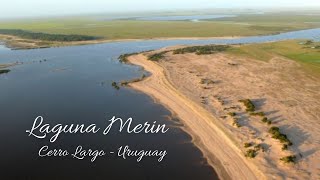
[0,34,242,50]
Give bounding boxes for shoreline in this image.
[0,27,319,50]
[0,34,242,50]
[2,32,319,178]
[126,54,265,180]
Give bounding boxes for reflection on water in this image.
[0,41,219,180]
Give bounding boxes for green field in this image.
[0,13,319,40]
[215,14,320,23]
[228,40,320,75]
[0,13,319,74]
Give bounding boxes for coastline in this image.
[1,26,319,51]
[0,34,242,50]
[2,31,319,179]
[1,26,319,50]
[126,53,265,180]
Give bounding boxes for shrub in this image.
[173,45,230,55]
[244,142,252,148]
[268,126,292,145]
[268,126,279,134]
[239,99,255,112]
[282,144,288,150]
[305,40,313,45]
[245,149,257,158]
[148,51,169,61]
[280,155,296,163]
[232,118,241,128]
[262,117,268,123]
[120,74,146,86]
[200,78,215,85]
[250,112,265,116]
[261,117,272,125]
[254,144,262,151]
[274,133,290,144]
[118,53,137,63]
[120,81,129,86]
[111,81,120,90]
[228,62,237,66]
[228,112,237,117]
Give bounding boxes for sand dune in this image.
[128,54,265,179]
[127,48,320,179]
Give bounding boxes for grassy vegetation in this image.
[200,78,215,85]
[261,117,268,123]
[232,118,241,128]
[227,40,320,76]
[148,51,169,61]
[215,14,320,24]
[268,126,292,146]
[239,99,255,112]
[244,142,253,148]
[227,112,237,117]
[261,117,272,125]
[254,144,262,151]
[118,53,138,63]
[245,149,257,158]
[120,74,146,86]
[282,144,288,151]
[173,45,229,55]
[244,142,265,158]
[118,50,153,63]
[250,112,265,117]
[0,14,318,40]
[280,155,296,163]
[215,14,320,36]
[0,29,99,41]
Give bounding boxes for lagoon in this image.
[0,28,319,179]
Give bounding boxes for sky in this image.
[1,0,320,18]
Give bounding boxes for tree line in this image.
[0,29,100,42]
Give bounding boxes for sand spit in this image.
[127,49,320,179]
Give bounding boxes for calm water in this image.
[0,28,320,180]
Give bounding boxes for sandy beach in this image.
[127,47,320,179]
